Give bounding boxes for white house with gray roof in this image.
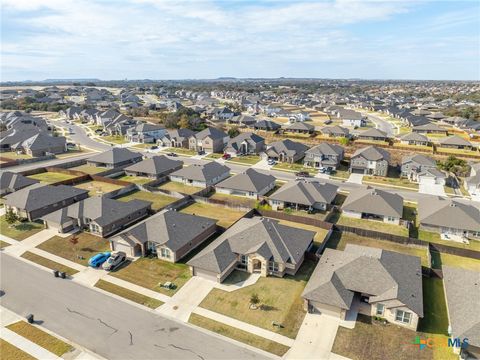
[302,244,423,330]
[109,209,218,260]
[188,217,315,282]
[215,168,275,199]
[169,162,230,188]
[342,187,403,225]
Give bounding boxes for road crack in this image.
[169,344,205,360]
[97,318,119,335]
[128,331,133,345]
[66,307,95,320]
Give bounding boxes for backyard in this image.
[207,192,256,207]
[69,164,107,174]
[74,180,124,196]
[37,233,110,266]
[27,172,78,184]
[199,260,316,339]
[0,216,44,240]
[115,190,176,211]
[333,214,409,237]
[156,181,203,195]
[110,257,191,296]
[0,151,32,160]
[114,175,153,185]
[274,218,330,247]
[180,202,246,228]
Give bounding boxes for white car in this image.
[102,252,127,271]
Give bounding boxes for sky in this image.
[1,0,479,81]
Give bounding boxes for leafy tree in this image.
[228,126,240,138]
[438,156,469,177]
[178,115,190,129]
[338,137,350,146]
[4,208,19,226]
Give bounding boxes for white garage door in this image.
[311,303,342,317]
[112,242,134,257]
[194,269,218,282]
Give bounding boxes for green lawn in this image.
[273,162,314,174]
[21,251,79,276]
[326,231,429,267]
[163,147,196,156]
[335,214,409,237]
[114,175,153,185]
[101,135,128,144]
[189,314,290,356]
[94,279,164,309]
[7,321,74,357]
[180,202,246,228]
[199,260,316,339]
[0,216,44,240]
[110,257,191,296]
[363,168,419,190]
[74,180,124,196]
[157,181,203,195]
[28,172,78,184]
[37,233,110,266]
[204,153,223,160]
[70,164,107,174]
[115,189,176,211]
[0,339,35,360]
[227,155,261,166]
[436,252,480,272]
[443,185,455,195]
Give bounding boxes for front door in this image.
[252,259,262,273]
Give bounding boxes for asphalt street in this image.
[366,114,396,136]
[58,120,112,152]
[0,253,267,360]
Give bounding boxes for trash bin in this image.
[26,314,34,324]
[53,270,59,277]
[59,271,66,279]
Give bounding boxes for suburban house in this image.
[42,197,151,237]
[125,123,166,143]
[438,136,474,150]
[266,139,309,163]
[268,180,338,212]
[188,127,229,153]
[124,155,183,179]
[320,125,350,138]
[188,217,315,282]
[356,128,389,142]
[169,162,230,187]
[464,163,480,197]
[284,122,315,135]
[250,119,281,132]
[0,172,39,196]
[417,197,480,240]
[442,266,480,359]
[399,132,430,146]
[215,168,275,199]
[224,132,265,156]
[338,109,365,127]
[349,146,390,176]
[109,210,217,260]
[4,183,89,221]
[228,115,257,127]
[303,143,344,169]
[158,128,195,148]
[13,133,67,157]
[342,187,403,225]
[412,123,448,135]
[401,154,440,182]
[302,244,423,331]
[87,148,143,169]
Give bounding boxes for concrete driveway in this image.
[346,173,364,184]
[419,183,445,196]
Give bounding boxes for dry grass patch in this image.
[94,279,164,308]
[157,181,203,195]
[180,202,246,228]
[335,215,409,237]
[115,189,176,211]
[28,172,78,184]
[0,339,35,360]
[69,164,107,174]
[74,180,124,196]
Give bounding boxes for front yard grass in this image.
[331,162,350,179]
[0,240,10,248]
[69,164,107,174]
[180,202,246,228]
[37,233,110,266]
[335,214,409,237]
[27,172,78,184]
[157,181,203,195]
[94,279,164,309]
[363,168,419,190]
[110,257,191,296]
[21,251,79,276]
[326,231,429,267]
[0,339,35,360]
[204,153,223,160]
[163,147,196,156]
[0,216,44,240]
[114,175,153,185]
[6,321,74,356]
[199,260,316,339]
[74,180,124,196]
[227,155,261,166]
[1,151,32,160]
[273,162,314,174]
[189,314,290,356]
[100,135,128,144]
[115,189,176,211]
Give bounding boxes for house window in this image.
[376,304,385,316]
[395,310,411,324]
[268,261,279,272]
[160,248,170,259]
[240,255,248,265]
[146,241,157,254]
[90,223,100,233]
[387,216,395,221]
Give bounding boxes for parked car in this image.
[66,142,76,148]
[88,252,111,268]
[197,150,205,155]
[150,145,158,150]
[222,153,231,160]
[295,171,310,178]
[102,252,126,271]
[167,152,178,157]
[267,158,276,165]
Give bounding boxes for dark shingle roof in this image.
[270,180,338,206]
[124,155,183,176]
[342,186,403,218]
[216,168,275,193]
[170,162,229,182]
[87,148,143,166]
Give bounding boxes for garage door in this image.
[351,168,365,174]
[194,268,219,282]
[310,302,342,317]
[112,242,134,257]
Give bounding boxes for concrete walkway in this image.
[286,313,340,359]
[193,307,295,347]
[215,273,261,292]
[0,327,60,359]
[419,183,445,196]
[3,229,60,257]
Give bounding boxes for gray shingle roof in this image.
[357,128,388,138]
[87,148,143,166]
[270,180,338,206]
[193,127,228,140]
[215,168,275,193]
[439,135,472,147]
[286,122,315,131]
[400,132,429,142]
[402,154,436,167]
[305,143,344,157]
[188,217,315,273]
[418,197,480,232]
[170,162,229,182]
[342,186,403,218]
[124,155,183,176]
[442,266,480,348]
[0,172,39,193]
[321,125,349,137]
[267,139,309,157]
[302,244,423,317]
[352,146,390,162]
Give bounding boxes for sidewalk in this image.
[0,328,60,360]
[3,229,60,257]
[193,307,295,347]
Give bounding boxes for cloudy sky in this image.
[1,0,479,81]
